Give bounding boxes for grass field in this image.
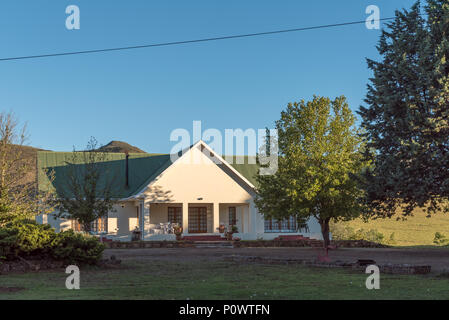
[333,208,449,247]
[1,259,449,300]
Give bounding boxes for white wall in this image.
[109,202,140,236]
[36,212,72,233]
[142,146,254,204]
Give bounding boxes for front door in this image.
[188,207,207,233]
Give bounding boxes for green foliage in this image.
[255,96,369,246]
[51,137,118,231]
[0,227,19,259]
[0,221,104,264]
[7,220,55,254]
[230,225,238,233]
[359,1,449,218]
[433,232,449,245]
[330,222,395,245]
[0,112,55,226]
[389,232,397,245]
[51,230,105,265]
[0,220,55,259]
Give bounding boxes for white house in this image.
[36,140,322,241]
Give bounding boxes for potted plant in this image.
[173,225,183,241]
[226,225,238,241]
[218,224,226,234]
[131,226,141,241]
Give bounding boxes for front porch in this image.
[143,202,251,240]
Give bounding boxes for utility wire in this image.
[0,17,394,62]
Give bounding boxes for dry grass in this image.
[336,207,449,246]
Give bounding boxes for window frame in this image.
[228,207,237,226]
[168,207,183,227]
[264,216,297,233]
[72,217,108,233]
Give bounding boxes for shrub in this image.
[0,220,105,265]
[0,220,55,259]
[388,232,397,245]
[0,227,19,260]
[8,220,55,254]
[50,230,105,265]
[330,223,389,245]
[433,232,449,245]
[354,228,385,243]
[329,223,355,241]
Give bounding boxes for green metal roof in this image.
[37,151,260,199]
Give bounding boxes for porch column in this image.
[213,202,219,233]
[141,200,149,240]
[249,201,256,234]
[182,202,189,234]
[243,204,250,233]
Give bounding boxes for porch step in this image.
[194,241,233,248]
[273,235,311,241]
[182,235,225,241]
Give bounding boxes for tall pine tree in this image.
[359,0,449,218]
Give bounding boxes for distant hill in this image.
[96,141,146,153]
[11,144,46,186]
[13,141,145,186]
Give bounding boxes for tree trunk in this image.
[83,222,92,233]
[319,218,331,249]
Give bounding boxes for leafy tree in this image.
[359,0,449,218]
[255,96,368,247]
[51,137,118,232]
[0,111,53,225]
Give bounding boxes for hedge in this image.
[0,220,105,265]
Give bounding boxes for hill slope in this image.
[11,144,46,186]
[333,207,449,246]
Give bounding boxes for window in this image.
[264,216,297,233]
[188,207,207,233]
[229,207,237,226]
[72,217,108,233]
[168,207,182,226]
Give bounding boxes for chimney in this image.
[125,151,129,188]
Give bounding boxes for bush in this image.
[0,220,104,265]
[433,232,449,245]
[0,220,55,259]
[51,230,105,265]
[330,222,392,245]
[0,227,19,260]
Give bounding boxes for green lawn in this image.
[1,260,449,300]
[334,208,449,246]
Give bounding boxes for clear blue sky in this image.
[0,0,416,153]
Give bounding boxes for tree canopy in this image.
[51,137,118,232]
[359,0,449,218]
[255,96,368,247]
[0,111,53,225]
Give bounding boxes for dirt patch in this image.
[0,259,65,275]
[0,287,25,293]
[224,255,432,274]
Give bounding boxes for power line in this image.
[0,17,394,62]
